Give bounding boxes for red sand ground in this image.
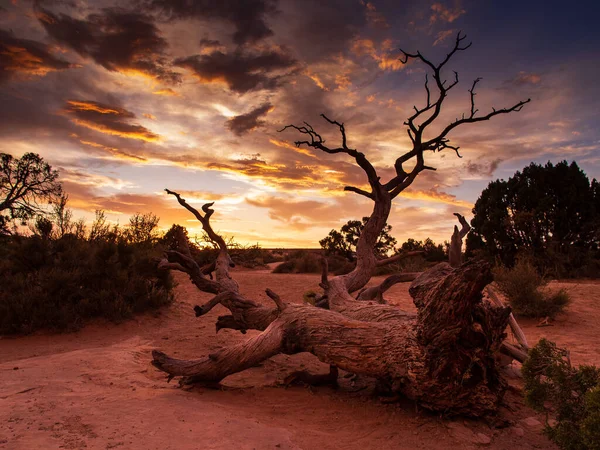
[2,267,598,449]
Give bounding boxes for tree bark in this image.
[154,259,510,416]
[153,36,530,417]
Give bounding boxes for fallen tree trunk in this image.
[154,256,511,416]
[153,35,530,417]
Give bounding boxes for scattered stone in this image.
[447,422,473,440]
[473,433,491,445]
[522,417,542,429]
[511,427,525,437]
[547,419,557,427]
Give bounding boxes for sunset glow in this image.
[1,0,599,248]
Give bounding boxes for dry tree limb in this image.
[486,286,529,350]
[356,273,421,303]
[449,213,471,267]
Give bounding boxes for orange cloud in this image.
[64,100,161,142]
[78,139,148,162]
[430,3,466,24]
[401,188,473,208]
[269,138,317,158]
[305,70,328,90]
[66,100,124,115]
[0,29,77,83]
[152,88,180,96]
[433,29,455,46]
[351,38,404,71]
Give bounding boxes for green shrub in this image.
[0,232,174,334]
[523,339,600,450]
[493,257,569,318]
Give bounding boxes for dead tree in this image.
[152,33,530,416]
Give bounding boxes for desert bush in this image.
[230,244,281,268]
[303,290,317,305]
[373,253,434,276]
[0,229,174,334]
[272,260,295,273]
[273,251,352,275]
[523,339,600,450]
[163,226,280,269]
[326,254,355,275]
[493,257,569,318]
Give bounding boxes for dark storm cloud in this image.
[175,48,297,93]
[279,0,366,61]
[0,28,75,83]
[36,7,181,83]
[466,158,503,177]
[226,102,273,135]
[63,100,161,142]
[145,0,278,45]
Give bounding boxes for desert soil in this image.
[1,267,598,449]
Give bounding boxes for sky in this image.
[1,0,599,248]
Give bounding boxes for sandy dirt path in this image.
[3,270,593,449]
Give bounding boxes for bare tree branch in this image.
[165,189,227,251]
[279,115,383,198]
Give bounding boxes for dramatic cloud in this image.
[433,29,455,46]
[0,28,75,83]
[175,47,297,93]
[226,102,273,135]
[63,100,161,142]
[465,158,503,178]
[280,0,366,62]
[152,88,180,96]
[503,71,542,87]
[401,187,473,209]
[246,195,332,230]
[145,0,278,45]
[351,38,405,71]
[0,0,598,247]
[429,2,466,24]
[362,1,389,29]
[36,7,181,83]
[73,138,148,162]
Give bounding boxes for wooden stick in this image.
[486,286,529,350]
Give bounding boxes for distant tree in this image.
[32,215,53,240]
[320,217,396,260]
[51,194,74,238]
[0,153,62,231]
[161,224,190,251]
[88,210,112,242]
[467,161,600,266]
[125,212,160,244]
[399,237,447,262]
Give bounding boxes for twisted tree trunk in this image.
[154,189,512,416]
[153,33,530,417]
